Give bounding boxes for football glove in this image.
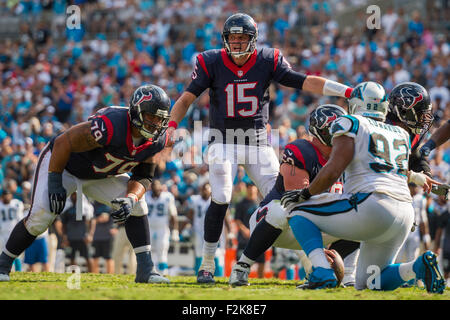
[280,188,312,210]
[48,172,67,215]
[111,195,137,224]
[431,184,449,200]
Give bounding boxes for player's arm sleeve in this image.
[130,162,157,191]
[272,49,306,89]
[185,54,212,97]
[330,115,360,143]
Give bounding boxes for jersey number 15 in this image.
[225,82,258,117]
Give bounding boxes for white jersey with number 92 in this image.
[330,115,412,202]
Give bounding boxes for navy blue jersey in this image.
[385,117,421,148]
[50,107,166,179]
[260,139,327,207]
[186,48,306,144]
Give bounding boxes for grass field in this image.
[0,272,448,300]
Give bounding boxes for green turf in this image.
[0,272,448,300]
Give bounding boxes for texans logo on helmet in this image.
[134,88,153,107]
[316,109,337,129]
[399,87,423,109]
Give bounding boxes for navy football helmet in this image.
[222,13,258,57]
[129,84,170,140]
[388,82,434,135]
[309,104,348,146]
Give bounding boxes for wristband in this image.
[422,139,436,153]
[168,121,178,129]
[323,79,353,98]
[423,234,431,244]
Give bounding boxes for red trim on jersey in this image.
[274,48,280,72]
[344,87,353,98]
[100,115,114,145]
[220,49,258,78]
[310,143,327,166]
[197,54,210,78]
[285,144,306,169]
[411,134,420,149]
[126,114,153,155]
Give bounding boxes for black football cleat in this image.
[197,270,215,284]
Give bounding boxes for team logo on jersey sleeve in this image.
[330,118,347,135]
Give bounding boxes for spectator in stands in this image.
[60,193,96,272]
[92,203,117,274]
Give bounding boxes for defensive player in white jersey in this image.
[0,191,24,272]
[145,180,178,275]
[229,105,358,287]
[281,81,445,293]
[187,183,226,277]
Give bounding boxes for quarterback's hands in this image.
[111,195,137,224]
[280,188,312,211]
[48,172,67,215]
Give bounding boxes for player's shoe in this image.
[229,262,250,286]
[413,251,446,294]
[298,267,338,289]
[0,273,10,282]
[197,270,215,284]
[342,273,356,287]
[147,272,170,284]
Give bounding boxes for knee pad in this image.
[25,209,56,236]
[210,162,233,204]
[265,202,289,230]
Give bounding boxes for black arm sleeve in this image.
[409,148,431,176]
[277,69,307,90]
[130,163,157,191]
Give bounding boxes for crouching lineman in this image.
[281,81,445,292]
[229,104,360,286]
[0,84,171,284]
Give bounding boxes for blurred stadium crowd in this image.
[0,0,448,277]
